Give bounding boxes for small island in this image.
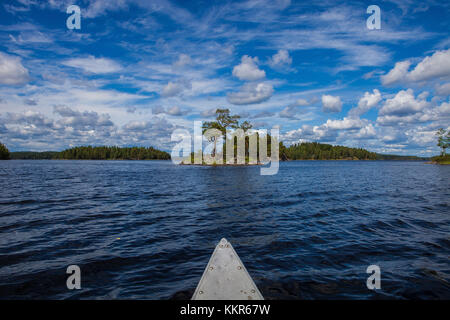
[430,128,450,165]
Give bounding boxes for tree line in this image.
[57,146,171,160]
[3,145,170,160]
[0,142,10,160]
[284,142,378,160]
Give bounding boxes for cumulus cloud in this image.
[232,55,265,81]
[166,106,189,116]
[322,95,342,113]
[268,50,292,69]
[0,52,30,85]
[227,82,273,105]
[54,105,114,129]
[435,83,450,96]
[348,89,381,117]
[283,116,376,145]
[151,105,189,116]
[379,89,429,116]
[324,117,369,130]
[62,56,122,74]
[375,89,450,126]
[381,49,450,85]
[2,106,121,149]
[161,80,191,97]
[121,117,176,149]
[381,61,411,86]
[408,49,450,82]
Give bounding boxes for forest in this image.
[57,146,171,160]
[0,142,10,160]
[9,151,59,160]
[284,142,377,160]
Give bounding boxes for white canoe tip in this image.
[192,238,264,300]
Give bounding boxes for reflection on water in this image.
[0,160,449,299]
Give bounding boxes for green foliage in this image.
[0,142,10,160]
[436,128,450,156]
[431,154,450,164]
[285,142,378,160]
[10,151,59,160]
[57,146,170,160]
[374,154,425,160]
[202,109,242,158]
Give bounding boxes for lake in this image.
[0,160,449,299]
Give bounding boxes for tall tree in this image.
[0,142,10,160]
[202,109,241,157]
[436,128,450,156]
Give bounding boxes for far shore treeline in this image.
[8,146,170,160]
[0,142,10,160]
[5,143,426,161]
[1,110,447,162]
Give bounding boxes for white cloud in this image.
[167,106,188,116]
[162,81,184,97]
[268,50,292,69]
[381,49,450,85]
[348,89,382,117]
[227,82,273,105]
[324,117,368,130]
[381,60,411,86]
[379,89,429,116]
[151,105,189,116]
[62,56,122,74]
[322,94,342,113]
[435,82,450,96]
[408,49,450,82]
[375,89,450,126]
[161,80,191,97]
[0,52,29,85]
[232,55,265,81]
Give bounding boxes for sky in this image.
[0,0,449,156]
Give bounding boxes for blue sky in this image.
[0,0,449,155]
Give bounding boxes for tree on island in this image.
[0,142,10,160]
[200,108,283,164]
[202,109,241,158]
[436,128,450,156]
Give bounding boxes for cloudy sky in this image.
[0,0,449,155]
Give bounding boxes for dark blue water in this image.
[0,160,449,299]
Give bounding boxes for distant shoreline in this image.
[5,158,429,162]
